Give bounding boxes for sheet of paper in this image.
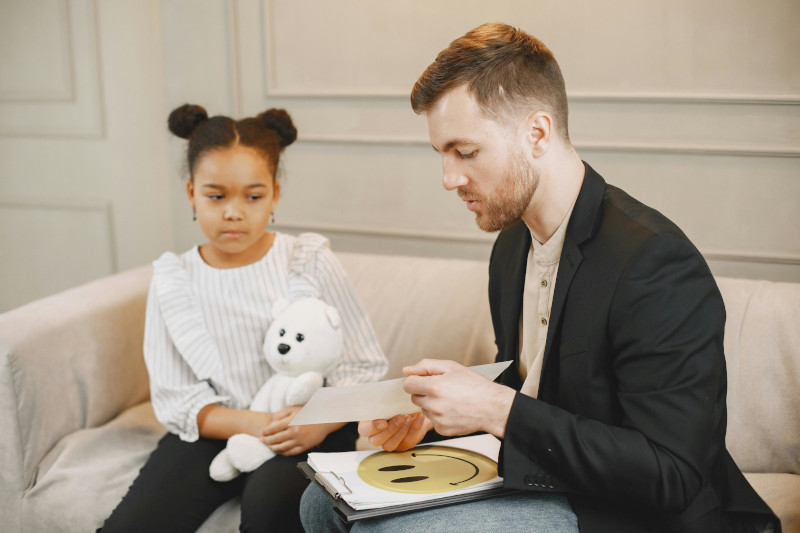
[289,360,512,426]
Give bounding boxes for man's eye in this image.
[459,151,477,160]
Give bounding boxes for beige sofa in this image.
[1,251,798,532]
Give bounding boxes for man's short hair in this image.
[411,22,569,141]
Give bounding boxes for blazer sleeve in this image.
[502,232,727,514]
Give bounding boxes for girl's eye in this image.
[248,196,263,201]
[207,195,223,200]
[459,151,477,160]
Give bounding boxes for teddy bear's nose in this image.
[278,343,291,355]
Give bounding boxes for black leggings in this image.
[99,424,357,533]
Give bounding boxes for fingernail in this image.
[376,420,387,430]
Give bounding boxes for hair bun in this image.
[258,108,297,147]
[168,104,209,139]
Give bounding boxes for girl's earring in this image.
[192,209,196,222]
[270,211,275,225]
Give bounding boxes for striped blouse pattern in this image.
[144,232,388,441]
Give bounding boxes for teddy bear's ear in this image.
[325,305,341,329]
[271,298,291,319]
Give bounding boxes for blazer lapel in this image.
[499,222,531,390]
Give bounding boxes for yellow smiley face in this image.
[357,445,498,494]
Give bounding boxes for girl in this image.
[100,105,388,532]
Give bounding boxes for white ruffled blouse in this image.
[144,232,388,441]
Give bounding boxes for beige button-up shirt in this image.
[518,202,575,398]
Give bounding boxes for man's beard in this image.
[459,149,539,233]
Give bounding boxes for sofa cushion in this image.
[22,401,165,532]
[717,278,800,475]
[336,252,496,378]
[744,473,800,533]
[0,266,152,493]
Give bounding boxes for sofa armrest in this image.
[0,265,153,496]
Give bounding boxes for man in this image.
[300,22,778,533]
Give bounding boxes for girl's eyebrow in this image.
[202,183,267,189]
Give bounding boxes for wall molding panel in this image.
[253,0,800,105]
[0,199,118,312]
[220,0,800,281]
[0,0,104,137]
[273,220,800,268]
[0,0,74,102]
[297,135,800,159]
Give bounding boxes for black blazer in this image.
[490,163,778,532]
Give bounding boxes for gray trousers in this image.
[299,482,579,533]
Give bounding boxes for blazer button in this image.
[549,477,558,489]
[524,475,535,486]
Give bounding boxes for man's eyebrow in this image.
[432,139,475,153]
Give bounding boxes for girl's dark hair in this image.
[167,104,297,180]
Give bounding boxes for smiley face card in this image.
[306,434,504,510]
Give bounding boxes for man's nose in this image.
[442,158,468,191]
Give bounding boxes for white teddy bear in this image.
[209,297,344,482]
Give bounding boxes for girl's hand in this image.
[261,405,344,456]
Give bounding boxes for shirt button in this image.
[540,279,548,287]
[540,317,548,326]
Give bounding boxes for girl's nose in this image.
[223,201,243,220]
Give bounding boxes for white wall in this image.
[2,0,798,312]
[0,0,173,312]
[164,0,800,282]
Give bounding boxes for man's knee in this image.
[300,483,349,533]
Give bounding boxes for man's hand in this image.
[403,359,516,438]
[261,405,344,456]
[358,412,433,452]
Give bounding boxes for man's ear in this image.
[523,111,552,157]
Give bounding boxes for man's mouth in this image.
[458,191,481,211]
[464,199,480,212]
